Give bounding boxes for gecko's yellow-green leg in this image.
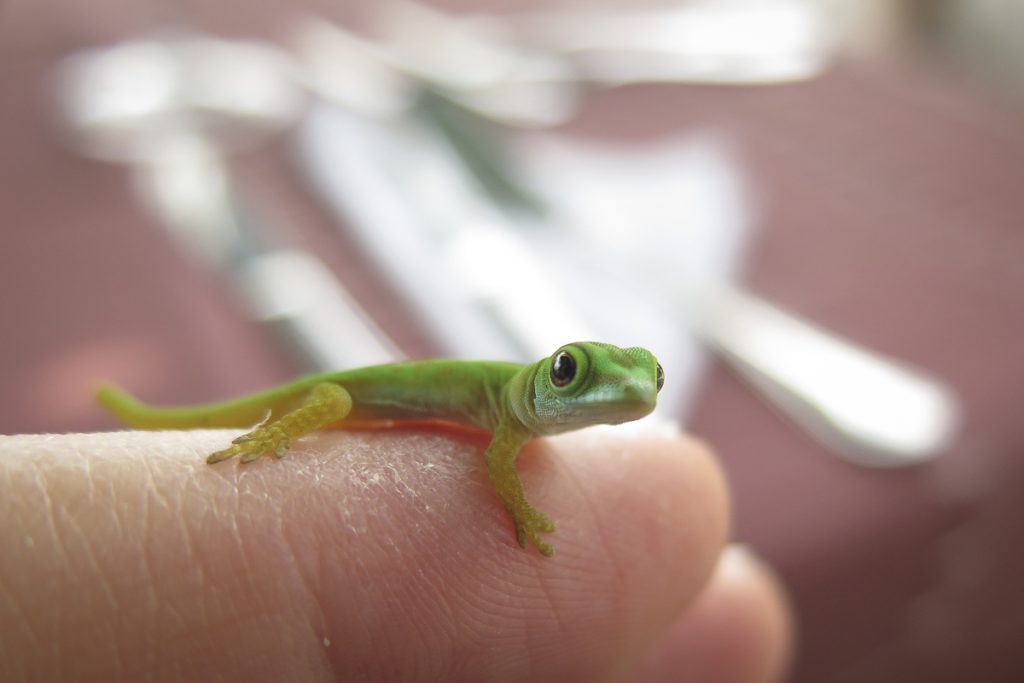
[484,422,557,557]
[207,382,352,465]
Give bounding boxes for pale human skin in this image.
[0,429,793,682]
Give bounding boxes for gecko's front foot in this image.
[513,506,557,557]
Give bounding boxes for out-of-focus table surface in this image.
[2,3,1024,682]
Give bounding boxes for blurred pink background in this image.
[2,1,1023,681]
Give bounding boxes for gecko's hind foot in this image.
[206,449,236,464]
[203,382,351,466]
[206,425,292,464]
[513,507,557,557]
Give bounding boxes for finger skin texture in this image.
[0,428,728,682]
[626,545,795,683]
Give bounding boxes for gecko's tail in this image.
[95,383,271,430]
[95,384,150,426]
[96,383,203,429]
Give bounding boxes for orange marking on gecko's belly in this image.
[325,418,491,440]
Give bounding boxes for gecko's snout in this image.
[616,376,658,417]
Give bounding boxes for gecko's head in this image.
[519,342,663,435]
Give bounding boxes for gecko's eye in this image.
[550,351,577,387]
[656,363,665,392]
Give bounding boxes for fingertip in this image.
[498,427,732,677]
[16,428,734,682]
[539,427,731,594]
[626,544,796,683]
[285,427,733,681]
[712,545,795,682]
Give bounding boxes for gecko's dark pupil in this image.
[550,351,576,387]
[656,363,665,392]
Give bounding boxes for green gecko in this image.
[96,342,664,557]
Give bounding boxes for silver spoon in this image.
[55,34,401,370]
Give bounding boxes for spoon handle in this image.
[697,286,960,466]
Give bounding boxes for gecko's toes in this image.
[206,448,237,464]
[239,448,266,464]
[511,509,557,556]
[530,509,557,534]
[528,525,556,557]
[206,441,269,465]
